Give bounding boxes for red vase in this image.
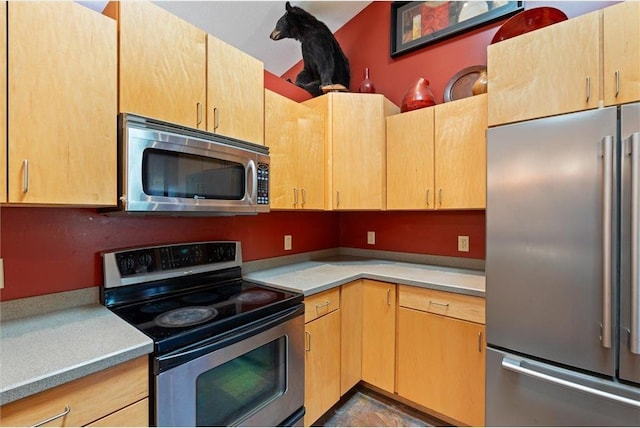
[401,77,436,112]
[358,67,376,93]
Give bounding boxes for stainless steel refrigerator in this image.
[486,103,640,425]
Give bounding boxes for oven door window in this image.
[142,148,245,200]
[196,336,287,426]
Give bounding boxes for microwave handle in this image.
[247,160,257,204]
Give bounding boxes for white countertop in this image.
[0,303,153,406]
[245,256,485,297]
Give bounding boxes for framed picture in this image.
[390,1,523,57]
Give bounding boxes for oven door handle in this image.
[156,303,304,373]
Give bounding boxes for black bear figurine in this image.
[270,2,351,97]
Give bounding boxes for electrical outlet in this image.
[367,231,375,245]
[458,236,470,252]
[284,235,292,251]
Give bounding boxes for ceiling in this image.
[79,1,371,76]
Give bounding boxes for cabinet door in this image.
[207,35,264,144]
[0,1,6,203]
[8,1,116,205]
[361,280,396,393]
[114,1,206,128]
[386,107,435,209]
[304,310,341,426]
[434,94,487,209]
[330,94,387,210]
[487,11,600,126]
[397,308,485,426]
[87,398,148,427]
[603,1,640,106]
[340,280,363,395]
[296,110,325,210]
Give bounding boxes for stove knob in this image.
[119,256,135,274]
[138,253,153,268]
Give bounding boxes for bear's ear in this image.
[285,1,292,11]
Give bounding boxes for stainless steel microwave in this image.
[105,113,270,215]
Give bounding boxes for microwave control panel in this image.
[257,163,269,205]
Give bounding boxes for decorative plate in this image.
[490,7,568,44]
[444,65,487,102]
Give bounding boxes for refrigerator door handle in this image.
[502,356,640,409]
[602,135,614,349]
[631,132,640,355]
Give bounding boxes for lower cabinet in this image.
[0,356,149,427]
[397,285,486,426]
[304,289,341,426]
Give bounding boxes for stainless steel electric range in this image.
[101,241,305,427]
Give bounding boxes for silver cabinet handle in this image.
[586,76,591,102]
[315,301,330,315]
[293,187,298,207]
[22,159,28,194]
[196,102,202,128]
[438,188,443,207]
[301,188,306,207]
[502,357,640,409]
[478,331,483,353]
[305,331,311,352]
[631,132,640,354]
[602,136,614,349]
[426,189,430,207]
[336,191,340,208]
[615,70,620,98]
[428,299,449,307]
[386,288,391,306]
[32,405,71,427]
[213,107,219,131]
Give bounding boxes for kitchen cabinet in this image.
[304,289,341,426]
[0,1,6,204]
[304,93,399,210]
[396,285,485,426]
[487,10,600,126]
[265,90,325,210]
[105,0,207,129]
[603,1,640,106]
[0,356,148,427]
[387,94,486,210]
[207,36,264,145]
[340,280,363,395]
[7,1,116,206]
[361,280,396,393]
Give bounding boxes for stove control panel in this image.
[113,241,238,277]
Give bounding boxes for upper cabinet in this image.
[106,1,264,144]
[265,90,324,210]
[207,36,264,145]
[0,2,6,204]
[106,1,207,129]
[304,93,399,210]
[387,94,486,210]
[603,1,640,106]
[487,10,600,126]
[7,1,117,205]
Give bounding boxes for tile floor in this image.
[314,387,450,427]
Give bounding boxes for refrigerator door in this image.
[486,347,640,426]
[486,108,617,376]
[620,102,640,385]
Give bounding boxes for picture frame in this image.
[390,1,523,57]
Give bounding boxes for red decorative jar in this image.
[400,77,436,112]
[358,67,376,93]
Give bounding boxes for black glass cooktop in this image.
[110,279,302,354]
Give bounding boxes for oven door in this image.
[123,125,264,214]
[155,305,304,427]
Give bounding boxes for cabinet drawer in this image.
[398,285,485,324]
[0,356,148,427]
[304,288,340,323]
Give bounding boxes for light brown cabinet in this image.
[487,10,601,126]
[361,280,396,393]
[0,1,6,203]
[340,280,363,395]
[207,36,264,145]
[107,0,207,129]
[397,285,485,426]
[7,1,117,206]
[304,289,341,426]
[265,90,325,210]
[387,94,486,210]
[304,93,399,210]
[0,357,149,427]
[603,1,640,106]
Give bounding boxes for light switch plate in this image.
[367,231,375,245]
[458,236,469,252]
[284,235,292,251]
